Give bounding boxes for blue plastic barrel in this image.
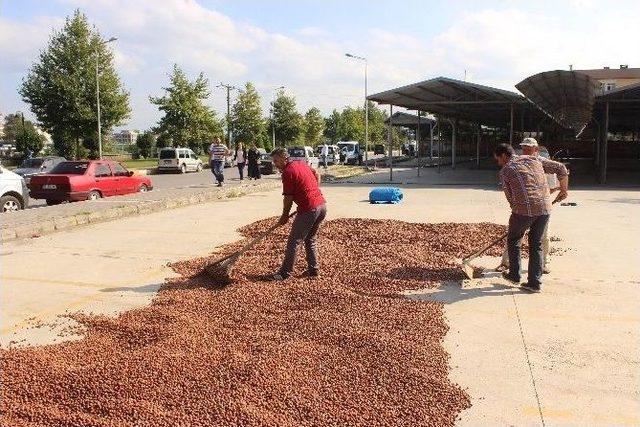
[369,187,403,204]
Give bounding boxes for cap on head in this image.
[520,137,539,147]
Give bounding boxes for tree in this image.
[304,107,325,146]
[231,82,264,147]
[324,109,341,143]
[136,131,156,158]
[20,10,130,159]
[150,64,223,154]
[272,90,303,146]
[15,127,46,156]
[338,107,364,142]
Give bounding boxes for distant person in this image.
[208,137,230,186]
[497,138,559,273]
[494,142,569,293]
[270,147,326,281]
[321,143,329,169]
[234,142,247,181]
[247,143,261,180]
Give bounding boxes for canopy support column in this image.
[430,121,434,159]
[417,110,421,177]
[599,102,609,184]
[388,104,393,182]
[476,123,481,166]
[452,118,457,169]
[509,103,514,145]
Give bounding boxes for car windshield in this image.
[50,161,89,174]
[20,159,43,168]
[159,149,176,159]
[338,144,355,152]
[288,148,305,157]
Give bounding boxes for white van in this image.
[1,166,29,212]
[288,146,319,169]
[337,141,363,165]
[315,144,340,165]
[157,147,203,173]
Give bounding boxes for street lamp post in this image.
[271,86,285,148]
[345,53,368,164]
[96,37,117,160]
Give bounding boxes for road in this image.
[27,165,246,209]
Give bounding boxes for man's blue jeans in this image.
[507,213,550,286]
[210,160,225,183]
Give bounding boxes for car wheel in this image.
[180,164,187,174]
[196,163,203,172]
[87,190,101,201]
[1,195,22,212]
[46,199,62,206]
[139,184,149,193]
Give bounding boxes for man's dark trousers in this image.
[279,204,327,276]
[507,213,550,286]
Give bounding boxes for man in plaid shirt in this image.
[494,142,569,292]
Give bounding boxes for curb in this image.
[2,181,280,243]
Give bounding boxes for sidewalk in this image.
[1,176,280,242]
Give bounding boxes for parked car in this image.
[14,156,66,184]
[157,147,203,173]
[337,141,363,165]
[257,148,275,175]
[288,146,319,169]
[374,144,385,155]
[1,165,29,212]
[315,144,340,165]
[29,160,153,205]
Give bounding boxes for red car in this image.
[29,160,153,205]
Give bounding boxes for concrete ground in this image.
[1,168,638,426]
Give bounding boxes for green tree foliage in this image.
[304,107,325,146]
[323,109,341,143]
[20,10,130,159]
[15,127,46,156]
[337,107,364,142]
[136,131,156,158]
[150,64,222,154]
[272,90,303,146]
[231,82,264,147]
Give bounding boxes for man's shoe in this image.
[270,273,290,281]
[501,271,520,284]
[307,268,319,277]
[495,264,508,272]
[521,283,541,293]
[216,182,222,187]
[542,266,551,274]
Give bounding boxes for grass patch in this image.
[321,165,370,182]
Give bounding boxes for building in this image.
[112,130,139,149]
[575,66,640,93]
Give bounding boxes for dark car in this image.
[259,149,275,175]
[14,156,66,184]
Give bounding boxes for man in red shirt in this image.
[270,147,327,280]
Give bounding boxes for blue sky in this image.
[1,0,638,130]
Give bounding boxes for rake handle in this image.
[216,211,298,263]
[463,231,508,263]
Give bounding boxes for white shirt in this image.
[236,149,245,164]
[321,144,329,156]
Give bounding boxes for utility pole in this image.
[217,83,237,147]
[270,86,285,148]
[345,53,368,164]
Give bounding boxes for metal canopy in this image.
[594,82,640,132]
[385,111,435,127]
[368,76,544,128]
[516,70,599,134]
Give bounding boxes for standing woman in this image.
[247,143,261,180]
[234,142,247,181]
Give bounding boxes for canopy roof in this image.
[385,111,435,127]
[368,77,545,129]
[595,82,640,132]
[516,70,599,134]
